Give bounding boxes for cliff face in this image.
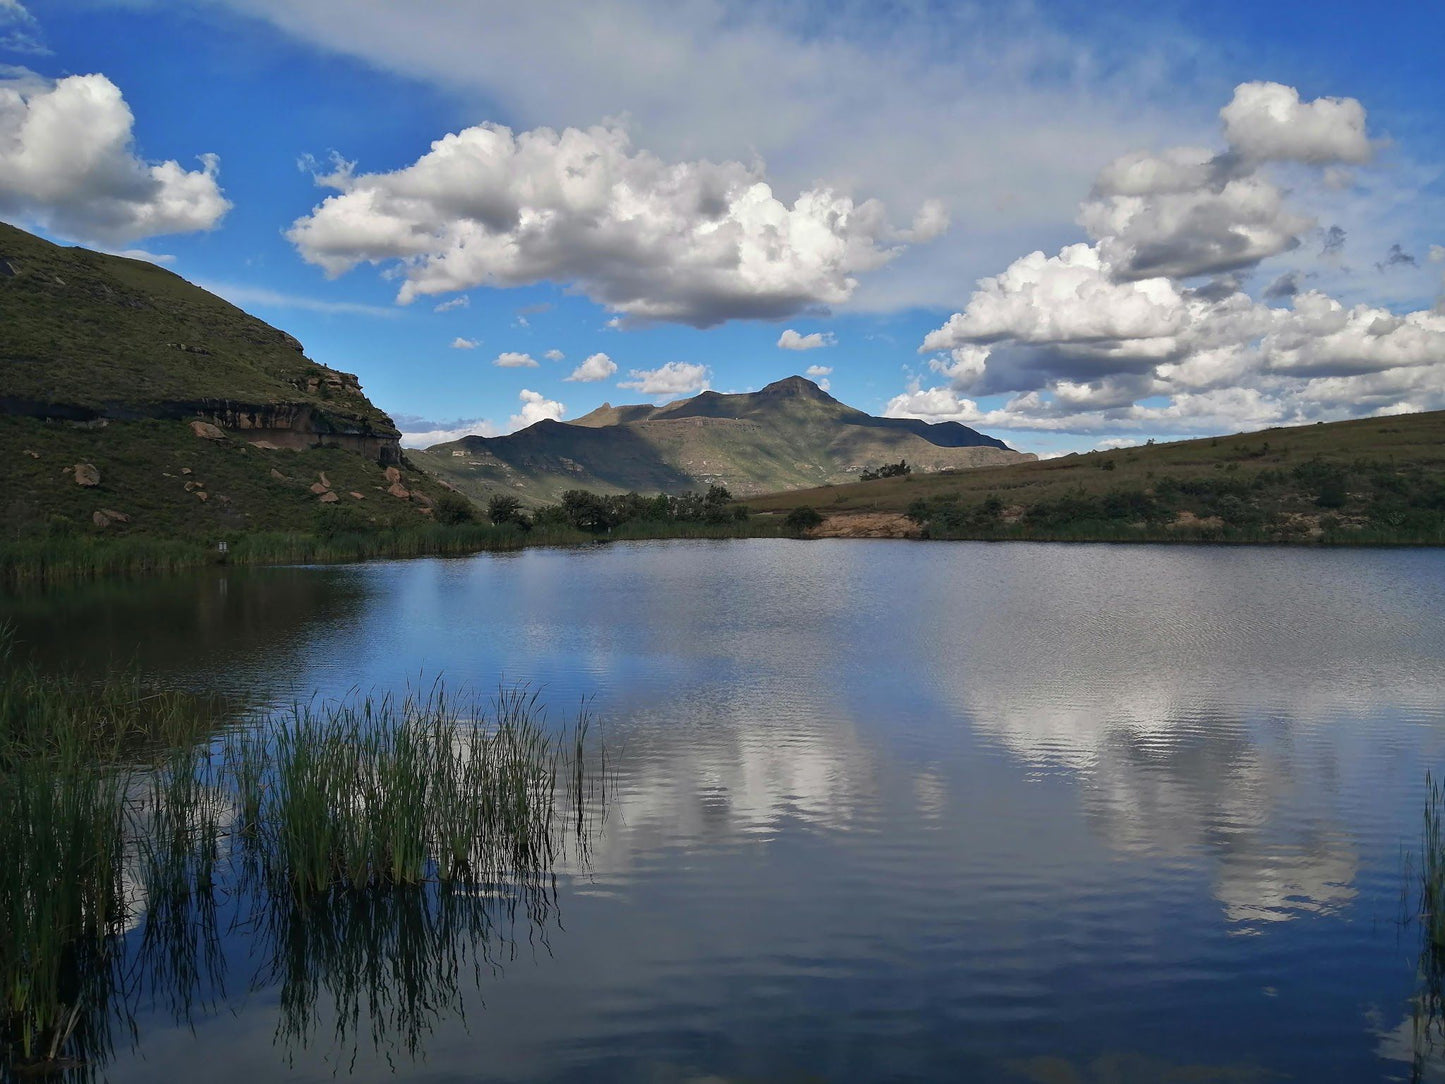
[0,222,401,464]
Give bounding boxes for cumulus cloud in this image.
[777,328,835,350]
[1074,83,1375,283]
[617,361,710,398]
[508,388,564,431]
[544,348,565,361]
[392,412,499,448]
[0,71,230,243]
[493,351,538,368]
[565,352,617,382]
[286,122,935,326]
[451,336,479,349]
[1219,82,1371,165]
[1321,225,1346,256]
[899,83,1445,439]
[433,296,469,312]
[805,364,832,378]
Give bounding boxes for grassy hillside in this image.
[415,376,1030,504]
[0,221,395,438]
[0,415,454,541]
[746,410,1445,544]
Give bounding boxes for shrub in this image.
[434,493,477,525]
[784,506,824,534]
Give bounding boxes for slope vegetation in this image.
[747,411,1445,544]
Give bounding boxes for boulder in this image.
[194,491,209,502]
[189,420,225,440]
[318,491,340,504]
[349,491,365,500]
[22,449,38,459]
[180,467,193,476]
[309,482,329,495]
[318,472,331,488]
[184,480,203,492]
[384,466,402,484]
[387,482,411,499]
[74,462,100,487]
[249,440,280,451]
[270,468,288,481]
[99,508,130,523]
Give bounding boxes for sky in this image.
[1,0,1442,455]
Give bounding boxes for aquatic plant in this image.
[0,640,604,1077]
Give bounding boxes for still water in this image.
[5,539,1445,1082]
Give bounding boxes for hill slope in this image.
[413,376,1032,503]
[747,410,1445,543]
[0,222,455,545]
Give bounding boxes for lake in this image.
[4,539,1445,1082]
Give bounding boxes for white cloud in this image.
[777,328,835,351]
[0,72,229,243]
[508,388,564,431]
[450,336,479,349]
[287,122,931,327]
[804,364,832,378]
[617,360,710,398]
[565,352,617,382]
[207,0,1230,314]
[1219,82,1371,165]
[493,351,538,368]
[899,83,1445,439]
[0,3,45,54]
[392,412,499,448]
[544,348,565,361]
[1095,437,1139,451]
[433,295,469,312]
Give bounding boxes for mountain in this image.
[0,222,453,542]
[412,376,1033,504]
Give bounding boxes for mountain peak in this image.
[758,375,831,399]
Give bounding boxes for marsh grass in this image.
[1404,772,1445,1082]
[0,636,604,1077]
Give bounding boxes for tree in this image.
[784,506,824,534]
[487,494,527,527]
[434,493,477,525]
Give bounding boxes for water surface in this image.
[5,540,1444,1082]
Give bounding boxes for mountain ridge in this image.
[413,376,1032,504]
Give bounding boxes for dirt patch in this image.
[812,512,921,539]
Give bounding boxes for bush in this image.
[486,494,522,526]
[433,493,477,525]
[784,506,824,534]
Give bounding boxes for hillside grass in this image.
[0,222,389,431]
[746,410,1445,545]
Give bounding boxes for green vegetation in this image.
[784,506,824,534]
[1407,774,1445,1080]
[750,409,1445,545]
[0,222,392,434]
[859,459,911,481]
[0,631,604,1075]
[412,375,1024,505]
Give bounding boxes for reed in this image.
[0,644,604,1075]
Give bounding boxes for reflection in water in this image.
[4,542,1445,1081]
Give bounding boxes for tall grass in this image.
[0,638,604,1076]
[1405,772,1445,1082]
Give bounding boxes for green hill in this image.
[747,410,1445,544]
[0,222,457,550]
[412,376,1033,504]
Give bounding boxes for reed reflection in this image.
[0,660,603,1081]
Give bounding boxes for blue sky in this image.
[2,0,1442,454]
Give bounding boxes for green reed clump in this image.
[0,641,604,1076]
[228,686,594,897]
[1408,772,1445,1082]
